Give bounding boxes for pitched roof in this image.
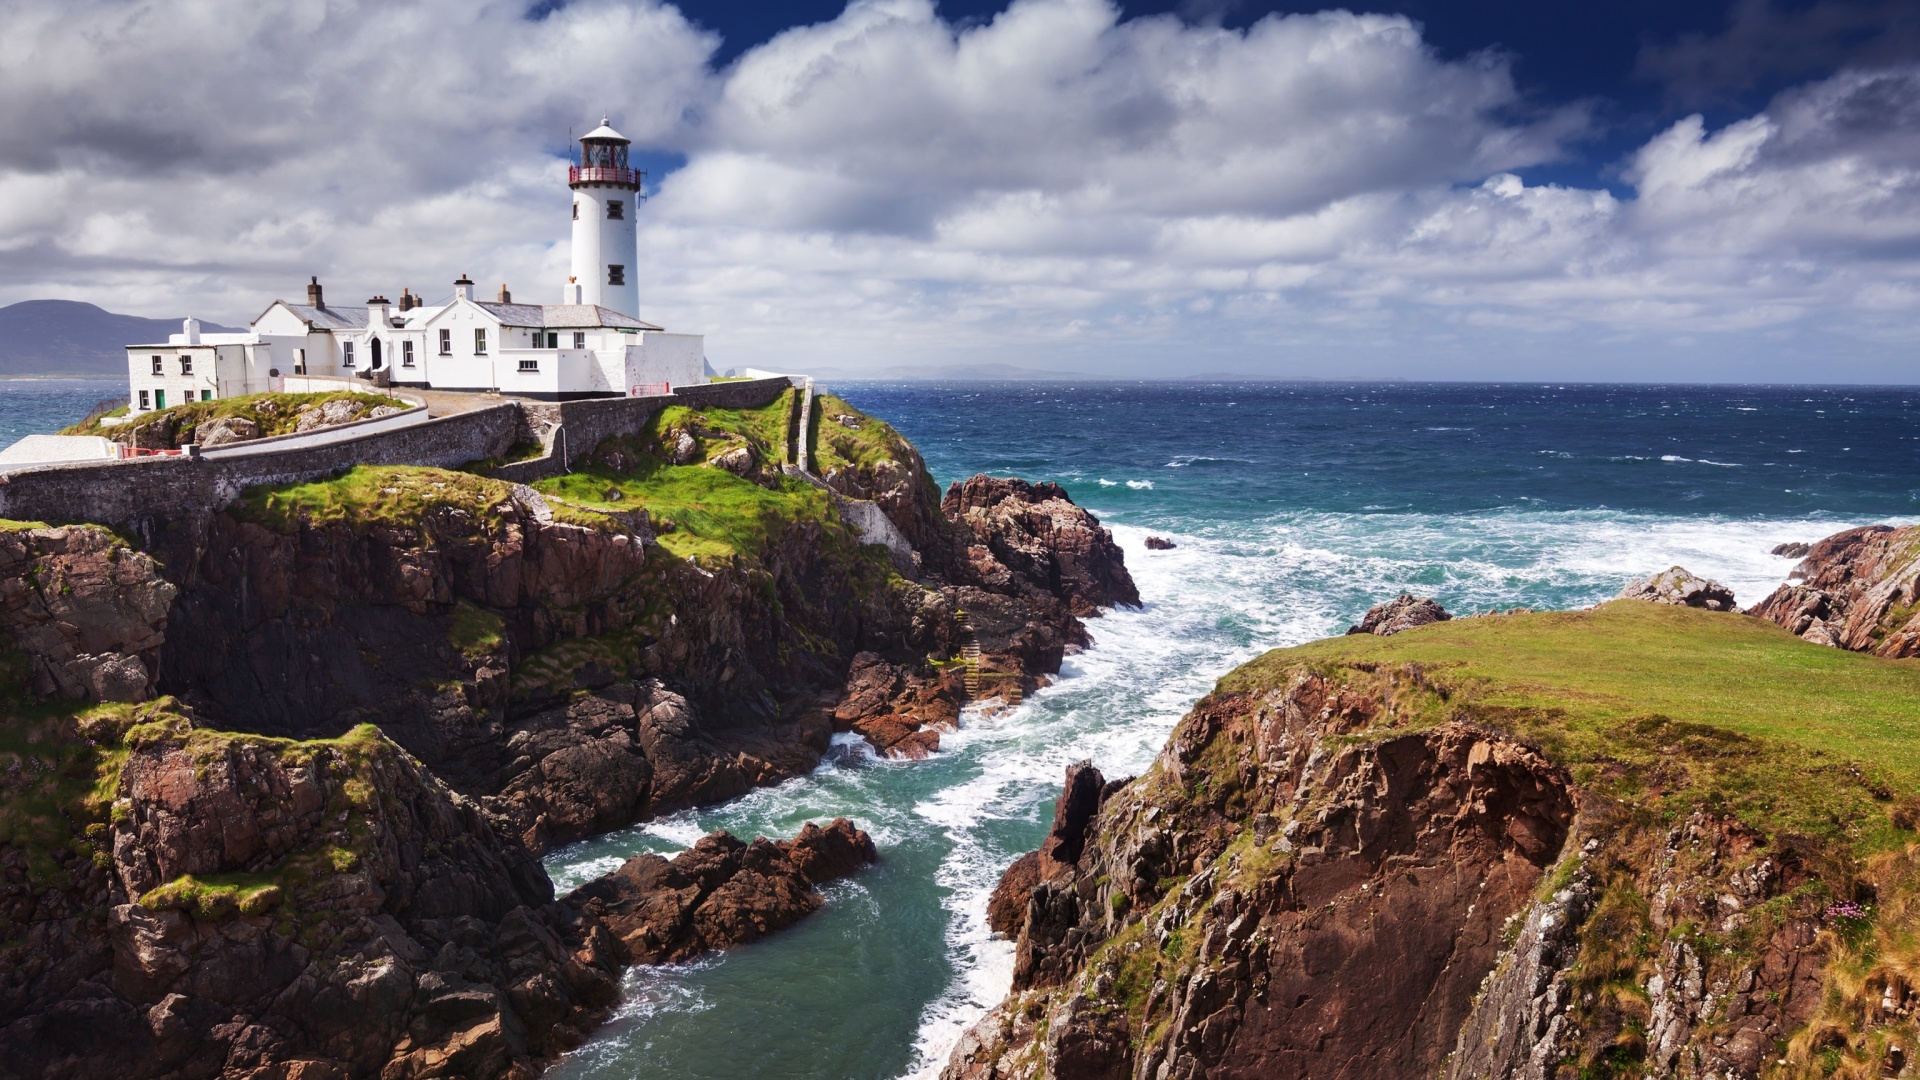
[472,302,661,331]
[275,303,369,330]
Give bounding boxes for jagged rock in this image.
[194,415,259,447]
[366,405,404,420]
[565,819,876,965]
[293,398,364,433]
[0,525,174,702]
[1772,541,1812,558]
[833,413,863,429]
[1346,592,1450,635]
[1144,536,1176,550]
[1619,566,1737,611]
[667,428,698,464]
[1750,524,1920,657]
[987,851,1041,937]
[942,476,1140,617]
[708,445,754,475]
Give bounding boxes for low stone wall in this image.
[494,377,797,484]
[0,377,801,531]
[0,405,522,530]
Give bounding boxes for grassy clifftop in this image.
[1232,601,1920,853]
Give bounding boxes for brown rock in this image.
[987,851,1041,937]
[195,415,260,447]
[941,476,1140,615]
[1750,523,1920,657]
[567,820,877,964]
[1143,536,1176,550]
[1346,592,1451,636]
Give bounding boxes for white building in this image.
[125,120,705,412]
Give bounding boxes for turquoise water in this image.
[546,382,1920,1080]
[0,379,121,444]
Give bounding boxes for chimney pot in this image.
[497,284,512,304]
[307,276,324,307]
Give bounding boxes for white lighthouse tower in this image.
[566,119,642,316]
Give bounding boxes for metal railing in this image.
[569,165,642,187]
[630,382,671,397]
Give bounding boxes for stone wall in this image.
[495,376,798,484]
[0,378,802,530]
[0,405,522,529]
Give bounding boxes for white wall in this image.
[625,332,706,391]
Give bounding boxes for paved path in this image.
[411,388,514,418]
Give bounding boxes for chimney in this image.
[454,274,474,302]
[367,295,391,326]
[182,317,201,345]
[399,287,416,312]
[307,276,324,307]
[497,283,512,304]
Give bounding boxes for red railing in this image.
[630,382,671,397]
[114,445,187,459]
[570,165,642,188]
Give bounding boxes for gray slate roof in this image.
[279,303,370,330]
[473,302,661,331]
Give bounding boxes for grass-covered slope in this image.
[1238,601,1920,853]
[61,389,408,442]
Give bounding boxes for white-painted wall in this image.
[624,332,705,391]
[569,186,638,315]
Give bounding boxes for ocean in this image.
[542,381,1919,1080]
[6,378,1916,1077]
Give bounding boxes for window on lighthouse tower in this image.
[608,265,625,286]
[606,200,623,220]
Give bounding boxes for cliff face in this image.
[1751,524,1920,656]
[0,392,1137,1078]
[949,604,1919,1080]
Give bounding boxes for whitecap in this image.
[1660,455,1693,462]
[1097,478,1118,486]
[1126,479,1154,490]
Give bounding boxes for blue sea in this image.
[7,378,1917,1078]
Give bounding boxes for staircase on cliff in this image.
[957,624,1022,707]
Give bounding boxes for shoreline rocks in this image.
[1619,566,1737,611]
[1750,523,1920,655]
[1347,592,1451,636]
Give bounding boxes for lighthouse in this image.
[567,118,642,316]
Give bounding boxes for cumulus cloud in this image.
[1,0,1918,379]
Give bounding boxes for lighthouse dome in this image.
[581,118,628,143]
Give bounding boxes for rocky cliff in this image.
[948,601,1920,1080]
[0,392,1135,1078]
[1751,523,1920,656]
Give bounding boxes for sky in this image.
[1,0,1918,381]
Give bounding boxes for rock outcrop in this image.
[1619,565,1738,610]
[1750,523,1920,655]
[0,524,174,703]
[1346,592,1450,635]
[567,818,875,964]
[946,640,1859,1080]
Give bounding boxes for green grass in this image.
[648,391,798,466]
[61,390,408,444]
[447,599,505,660]
[536,455,834,561]
[1224,601,1920,852]
[235,465,517,533]
[808,392,915,474]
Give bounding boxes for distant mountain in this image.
[790,362,1124,382]
[0,300,242,378]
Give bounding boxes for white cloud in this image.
[0,0,1918,379]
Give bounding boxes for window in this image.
[606,199,623,220]
[150,355,163,375]
[547,332,559,348]
[607,264,625,286]
[473,328,487,355]
[179,355,192,375]
[518,358,539,372]
[138,390,149,410]
[402,340,415,368]
[572,202,579,221]
[201,389,212,402]
[573,332,586,349]
[294,348,306,375]
[342,341,355,368]
[438,329,451,355]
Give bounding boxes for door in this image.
[371,338,383,370]
[155,389,166,409]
